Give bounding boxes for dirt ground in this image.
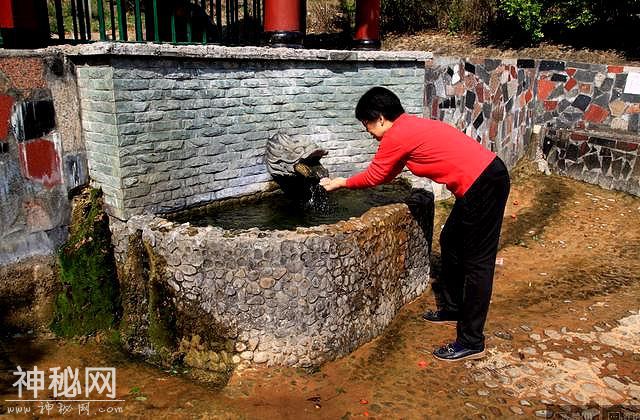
[1,159,639,419]
[383,30,640,67]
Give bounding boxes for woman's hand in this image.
[319,177,347,192]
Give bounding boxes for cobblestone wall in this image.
[75,46,427,220]
[109,199,431,368]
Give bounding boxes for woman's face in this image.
[362,116,390,141]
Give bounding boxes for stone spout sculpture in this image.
[265,132,329,179]
[265,132,330,208]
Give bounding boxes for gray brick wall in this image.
[78,56,425,219]
[76,65,125,218]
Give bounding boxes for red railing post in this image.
[263,0,304,48]
[353,0,381,50]
[0,0,49,48]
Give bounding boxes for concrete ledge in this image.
[0,42,433,63]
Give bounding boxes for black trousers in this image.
[437,156,510,350]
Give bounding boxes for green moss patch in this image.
[51,188,120,337]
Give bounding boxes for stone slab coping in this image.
[549,128,640,144]
[0,42,433,62]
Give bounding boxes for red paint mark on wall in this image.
[579,83,592,94]
[475,84,484,103]
[570,133,589,141]
[431,99,439,119]
[0,94,13,140]
[525,89,533,103]
[17,138,62,188]
[607,66,624,74]
[617,141,638,152]
[489,120,498,140]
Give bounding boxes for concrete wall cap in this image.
[5,42,433,62]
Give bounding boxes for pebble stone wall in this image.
[110,199,431,368]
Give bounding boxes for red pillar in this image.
[263,0,304,48]
[353,0,381,50]
[0,0,49,48]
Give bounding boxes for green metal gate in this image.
[49,0,263,45]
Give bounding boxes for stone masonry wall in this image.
[109,200,431,368]
[536,61,640,195]
[0,52,86,331]
[425,57,538,170]
[535,62,640,134]
[0,52,87,266]
[75,46,427,220]
[543,129,639,195]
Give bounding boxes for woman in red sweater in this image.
[320,87,510,361]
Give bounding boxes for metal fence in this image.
[50,0,264,45]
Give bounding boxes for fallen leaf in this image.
[418,360,428,368]
[360,398,368,405]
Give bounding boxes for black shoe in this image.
[433,341,485,362]
[421,309,459,325]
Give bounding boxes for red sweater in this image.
[346,114,496,198]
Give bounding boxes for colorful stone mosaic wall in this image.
[543,129,639,195]
[536,62,640,133]
[425,57,640,196]
[0,53,86,265]
[425,57,538,169]
[535,61,640,195]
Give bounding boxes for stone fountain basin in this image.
[111,195,431,370]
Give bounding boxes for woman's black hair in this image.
[355,86,405,123]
